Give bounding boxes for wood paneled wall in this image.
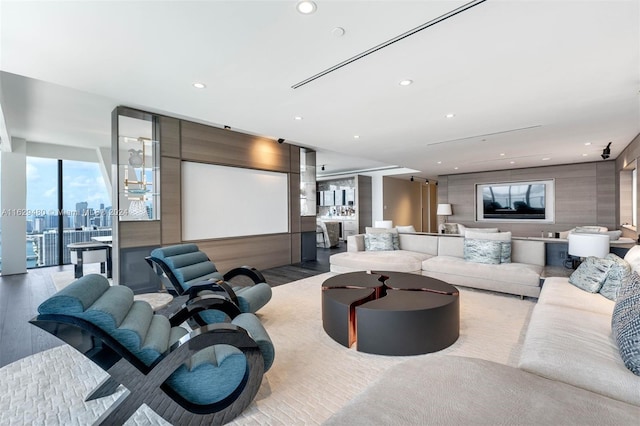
[616,132,640,239]
[357,175,372,233]
[115,108,303,284]
[382,177,422,229]
[181,121,291,172]
[437,161,617,237]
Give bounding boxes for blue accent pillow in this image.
[612,272,640,375]
[568,256,615,293]
[463,239,501,264]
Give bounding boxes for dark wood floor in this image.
[0,244,345,368]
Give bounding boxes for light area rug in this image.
[50,264,110,291]
[0,272,535,425]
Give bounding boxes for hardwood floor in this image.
[0,244,346,368]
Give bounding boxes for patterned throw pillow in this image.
[463,239,502,264]
[365,227,400,250]
[465,230,512,263]
[568,256,615,293]
[442,223,459,234]
[611,272,640,375]
[600,254,632,301]
[364,233,395,251]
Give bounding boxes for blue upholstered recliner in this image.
[146,244,272,324]
[31,274,274,425]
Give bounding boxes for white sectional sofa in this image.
[324,247,640,424]
[330,232,545,298]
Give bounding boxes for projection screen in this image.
[182,162,289,240]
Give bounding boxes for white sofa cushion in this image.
[330,250,433,273]
[422,256,542,288]
[519,303,640,406]
[539,277,614,316]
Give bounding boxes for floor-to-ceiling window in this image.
[26,157,111,268]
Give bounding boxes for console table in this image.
[68,242,112,279]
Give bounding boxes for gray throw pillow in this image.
[600,254,632,301]
[611,271,640,375]
[568,257,615,293]
[463,239,501,264]
[364,233,394,251]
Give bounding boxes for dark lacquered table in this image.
[322,271,459,356]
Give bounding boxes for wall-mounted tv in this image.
[476,179,555,223]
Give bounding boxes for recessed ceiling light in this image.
[399,79,413,86]
[584,142,592,146]
[542,157,551,161]
[445,113,455,118]
[437,161,442,164]
[192,82,206,89]
[454,167,459,170]
[296,1,317,14]
[332,27,345,37]
[294,116,303,121]
[510,161,516,164]
[354,135,360,139]
[500,153,505,156]
[582,153,588,156]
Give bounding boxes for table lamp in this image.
[437,203,453,222]
[567,233,610,268]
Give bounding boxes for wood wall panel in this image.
[382,177,422,229]
[300,216,316,233]
[596,161,616,229]
[357,175,372,233]
[196,234,292,273]
[161,157,181,244]
[159,116,180,158]
[119,221,161,248]
[181,121,291,172]
[291,233,302,264]
[290,173,301,233]
[437,162,616,237]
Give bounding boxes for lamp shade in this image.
[374,220,394,229]
[567,233,610,258]
[437,203,452,216]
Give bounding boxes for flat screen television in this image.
[476,180,555,222]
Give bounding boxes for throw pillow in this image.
[364,233,395,251]
[365,227,399,249]
[442,223,459,234]
[611,271,640,376]
[463,239,501,265]
[604,230,622,241]
[574,226,608,233]
[568,256,615,293]
[600,254,632,301]
[465,231,512,263]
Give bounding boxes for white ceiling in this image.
[1,0,639,179]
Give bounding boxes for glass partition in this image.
[116,114,160,221]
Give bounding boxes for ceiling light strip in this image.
[291,0,487,89]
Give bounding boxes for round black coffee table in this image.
[322,271,459,356]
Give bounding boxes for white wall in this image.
[1,138,27,275]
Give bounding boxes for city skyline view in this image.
[0,157,113,271]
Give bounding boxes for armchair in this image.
[146,244,272,324]
[30,273,274,425]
